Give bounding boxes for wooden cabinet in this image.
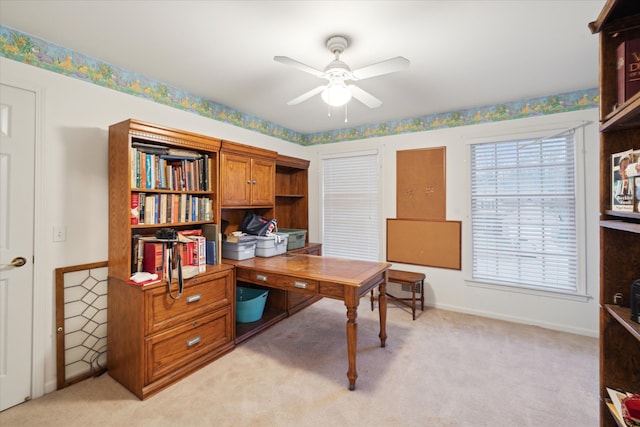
[107,119,234,399]
[108,266,235,399]
[589,2,640,426]
[220,140,276,208]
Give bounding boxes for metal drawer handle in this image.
[186,294,201,304]
[256,274,267,281]
[294,281,308,289]
[186,336,201,347]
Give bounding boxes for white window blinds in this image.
[470,132,578,293]
[321,151,380,261]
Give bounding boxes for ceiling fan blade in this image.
[274,56,325,78]
[287,85,327,105]
[351,56,410,80]
[348,84,382,108]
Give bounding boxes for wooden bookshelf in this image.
[107,119,235,399]
[589,1,640,425]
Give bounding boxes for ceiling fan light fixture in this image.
[321,81,352,107]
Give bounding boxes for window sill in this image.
[465,279,593,303]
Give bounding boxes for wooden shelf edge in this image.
[275,194,305,198]
[601,92,640,132]
[221,205,274,210]
[132,188,215,195]
[600,218,640,233]
[605,304,640,342]
[132,220,216,229]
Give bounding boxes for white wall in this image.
[1,57,599,398]
[308,108,600,338]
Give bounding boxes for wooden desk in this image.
[226,254,391,390]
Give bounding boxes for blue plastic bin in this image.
[236,287,269,323]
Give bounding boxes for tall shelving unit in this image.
[275,154,322,314]
[589,2,640,426]
[107,119,235,400]
[275,154,310,234]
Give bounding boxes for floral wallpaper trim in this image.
[0,25,598,146]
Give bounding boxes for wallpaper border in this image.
[0,25,598,146]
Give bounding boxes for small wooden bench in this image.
[371,269,425,320]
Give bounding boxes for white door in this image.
[0,83,36,411]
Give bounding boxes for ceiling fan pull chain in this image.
[344,103,348,123]
[327,103,331,118]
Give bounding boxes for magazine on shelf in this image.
[611,149,639,212]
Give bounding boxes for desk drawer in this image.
[277,276,318,293]
[235,269,318,293]
[146,273,232,335]
[145,307,232,383]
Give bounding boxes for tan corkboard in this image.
[396,147,446,220]
[386,219,461,269]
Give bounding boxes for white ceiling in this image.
[0,0,604,135]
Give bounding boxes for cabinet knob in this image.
[247,180,251,184]
[252,180,257,185]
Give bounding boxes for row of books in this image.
[131,192,213,225]
[611,148,640,213]
[130,230,218,286]
[130,142,211,191]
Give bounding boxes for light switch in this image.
[53,225,66,242]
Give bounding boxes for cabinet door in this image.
[221,153,252,206]
[250,158,275,206]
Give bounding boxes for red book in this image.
[143,242,165,280]
[126,277,161,287]
[130,192,139,225]
[617,38,640,106]
[179,241,195,266]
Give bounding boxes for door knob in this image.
[2,257,27,268]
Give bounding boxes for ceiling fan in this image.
[274,35,409,109]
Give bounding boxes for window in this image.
[469,131,578,293]
[320,150,381,261]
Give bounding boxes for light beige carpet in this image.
[0,297,598,426]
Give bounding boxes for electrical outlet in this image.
[53,226,66,242]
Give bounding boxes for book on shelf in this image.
[202,223,219,265]
[617,38,640,107]
[193,235,206,272]
[125,277,162,287]
[611,149,640,212]
[131,234,144,273]
[131,193,139,225]
[131,141,169,155]
[138,192,146,224]
[167,148,200,158]
[206,241,217,265]
[143,242,165,281]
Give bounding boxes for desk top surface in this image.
[225,254,391,287]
